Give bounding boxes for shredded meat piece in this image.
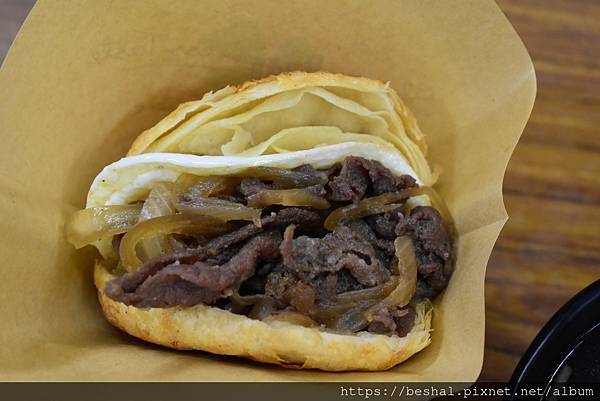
[292,164,328,177]
[285,281,316,314]
[239,260,281,295]
[238,164,326,199]
[365,208,404,240]
[265,271,293,300]
[264,271,317,314]
[345,219,396,269]
[265,207,322,228]
[396,206,452,298]
[303,184,327,197]
[368,307,398,334]
[367,305,415,337]
[203,243,244,265]
[280,224,391,288]
[395,306,417,337]
[238,178,281,198]
[334,270,363,293]
[327,156,417,202]
[105,231,281,307]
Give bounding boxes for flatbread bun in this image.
[89,71,436,371]
[126,71,433,186]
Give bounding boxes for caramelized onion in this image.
[364,236,417,321]
[335,276,400,303]
[240,166,327,187]
[230,292,267,306]
[66,204,142,249]
[314,299,378,332]
[380,236,417,308]
[248,298,277,320]
[119,214,230,272]
[176,174,239,198]
[247,188,330,209]
[140,183,177,219]
[175,196,262,226]
[138,183,177,260]
[263,312,319,328]
[312,277,400,323]
[324,191,409,230]
[328,306,373,333]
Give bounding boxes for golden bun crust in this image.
[95,262,432,371]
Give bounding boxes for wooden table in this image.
[1,0,598,382]
[483,0,600,381]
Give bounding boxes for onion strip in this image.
[324,191,409,230]
[247,188,330,209]
[239,166,327,187]
[119,214,230,272]
[263,312,319,328]
[230,292,267,306]
[379,236,417,308]
[137,183,177,260]
[175,196,262,227]
[66,204,142,249]
[364,236,417,321]
[324,186,454,234]
[176,175,239,198]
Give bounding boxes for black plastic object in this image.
[508,279,600,399]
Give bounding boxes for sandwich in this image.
[66,71,454,371]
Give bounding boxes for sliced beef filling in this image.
[365,208,404,240]
[106,230,281,307]
[280,224,390,288]
[267,223,391,309]
[344,219,397,270]
[264,273,316,314]
[105,208,320,304]
[104,156,454,337]
[368,305,416,337]
[327,156,417,202]
[396,206,453,298]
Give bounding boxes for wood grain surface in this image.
[484,0,600,381]
[1,0,598,382]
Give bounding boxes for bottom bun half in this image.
[94,261,432,371]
